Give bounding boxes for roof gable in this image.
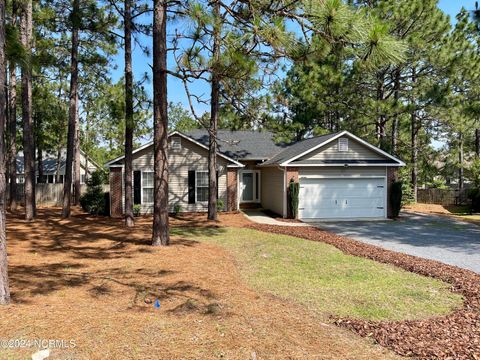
[105,131,245,168]
[261,131,405,167]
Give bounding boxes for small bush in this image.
[468,188,480,213]
[173,204,182,216]
[133,204,141,217]
[80,171,107,216]
[217,199,224,212]
[288,179,300,219]
[390,181,403,219]
[401,181,416,206]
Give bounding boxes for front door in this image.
[240,170,260,203]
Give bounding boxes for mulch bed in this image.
[245,223,480,359]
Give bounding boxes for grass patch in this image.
[175,227,463,321]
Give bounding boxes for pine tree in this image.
[152,0,169,246]
[7,0,18,212]
[62,0,79,218]
[107,0,150,228]
[0,0,10,305]
[20,0,35,220]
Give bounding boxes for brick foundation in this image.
[387,167,399,218]
[110,167,123,217]
[227,168,238,211]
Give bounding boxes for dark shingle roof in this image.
[261,132,340,166]
[184,129,288,161]
[16,155,65,174]
[290,159,398,165]
[16,150,100,174]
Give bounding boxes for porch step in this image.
[240,203,262,210]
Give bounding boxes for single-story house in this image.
[14,149,101,184]
[105,130,405,220]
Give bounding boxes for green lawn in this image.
[173,227,463,321]
[444,206,480,223]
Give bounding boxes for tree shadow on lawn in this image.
[9,261,217,312]
[7,209,227,260]
[6,208,227,311]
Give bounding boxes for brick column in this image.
[387,167,399,218]
[110,167,123,217]
[286,167,299,218]
[227,168,238,211]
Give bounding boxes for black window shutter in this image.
[188,170,196,204]
[133,171,141,205]
[216,171,219,199]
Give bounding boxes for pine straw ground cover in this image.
[245,222,480,359]
[0,208,400,360]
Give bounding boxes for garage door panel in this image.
[299,177,386,219]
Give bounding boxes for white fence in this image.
[7,184,110,206]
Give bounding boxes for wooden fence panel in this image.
[6,184,110,206]
[417,188,469,206]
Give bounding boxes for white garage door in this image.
[299,178,386,219]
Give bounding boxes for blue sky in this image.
[110,1,478,116]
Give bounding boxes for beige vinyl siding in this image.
[298,136,385,161]
[120,137,228,214]
[299,167,387,179]
[261,167,284,216]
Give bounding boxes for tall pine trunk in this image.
[376,72,387,150]
[37,147,43,183]
[7,0,17,212]
[0,0,11,305]
[475,128,480,158]
[391,68,401,155]
[20,0,34,220]
[208,0,220,221]
[124,0,134,227]
[152,0,169,246]
[8,65,17,209]
[458,132,464,190]
[55,147,61,183]
[410,67,418,203]
[73,98,80,205]
[62,0,80,218]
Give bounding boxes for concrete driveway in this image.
[310,212,480,273]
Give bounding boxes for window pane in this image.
[197,187,208,202]
[143,188,154,203]
[142,172,154,187]
[242,173,253,201]
[197,172,208,187]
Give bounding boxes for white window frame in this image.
[195,171,209,203]
[141,171,154,205]
[240,170,261,203]
[338,138,349,152]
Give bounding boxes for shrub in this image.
[401,181,416,206]
[173,204,182,216]
[217,199,224,212]
[133,204,141,217]
[390,181,403,219]
[468,188,480,213]
[288,179,300,219]
[80,170,107,215]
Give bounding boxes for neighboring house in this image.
[14,149,101,185]
[105,130,405,220]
